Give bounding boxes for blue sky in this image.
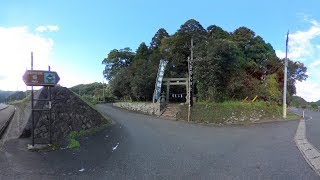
[0,0,319,101]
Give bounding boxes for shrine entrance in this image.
[162,78,189,104]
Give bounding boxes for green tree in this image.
[277,59,308,96]
[110,68,133,100]
[131,43,152,100]
[195,39,242,102]
[231,27,255,52]
[311,103,318,109]
[161,19,207,78]
[263,74,281,102]
[150,28,169,50]
[102,48,135,80]
[207,25,230,40]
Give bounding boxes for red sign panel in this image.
[23,70,60,86]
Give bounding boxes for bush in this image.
[81,95,98,105]
[311,103,318,109]
[67,138,80,148]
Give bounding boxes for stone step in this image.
[160,104,180,119]
[162,113,176,117]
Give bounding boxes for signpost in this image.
[23,52,60,146]
[23,70,60,86]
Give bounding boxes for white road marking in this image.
[295,119,320,176]
[79,168,85,172]
[112,143,119,151]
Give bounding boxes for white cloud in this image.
[35,25,59,32]
[277,19,320,61]
[310,60,320,68]
[276,19,320,102]
[0,26,54,91]
[296,81,320,102]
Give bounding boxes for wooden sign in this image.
[23,70,60,86]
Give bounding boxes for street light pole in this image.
[283,31,289,119]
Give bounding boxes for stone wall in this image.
[113,102,161,116]
[21,86,107,143]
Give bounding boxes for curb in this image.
[294,119,320,176]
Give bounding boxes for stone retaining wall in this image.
[21,86,107,143]
[113,102,161,116]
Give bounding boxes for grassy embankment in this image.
[177,101,301,124]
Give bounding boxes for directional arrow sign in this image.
[23,70,60,86]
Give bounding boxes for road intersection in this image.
[0,104,319,179]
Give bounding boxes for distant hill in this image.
[5,91,27,102]
[312,100,320,106]
[290,95,309,108]
[69,82,106,97]
[0,90,15,103]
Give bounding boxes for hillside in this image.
[290,95,309,108]
[0,90,15,103]
[69,82,115,104]
[69,82,106,96]
[5,91,26,102]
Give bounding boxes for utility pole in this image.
[190,37,193,107]
[48,65,52,144]
[31,52,34,146]
[283,31,289,119]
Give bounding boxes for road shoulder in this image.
[295,118,320,176]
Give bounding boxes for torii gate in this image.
[162,78,189,104]
[153,60,191,104]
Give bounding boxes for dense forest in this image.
[102,19,308,103]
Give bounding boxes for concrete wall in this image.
[113,102,161,116]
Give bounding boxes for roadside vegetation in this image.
[70,82,115,105]
[177,101,300,124]
[67,123,109,149]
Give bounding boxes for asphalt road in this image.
[0,104,318,179]
[303,109,320,152]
